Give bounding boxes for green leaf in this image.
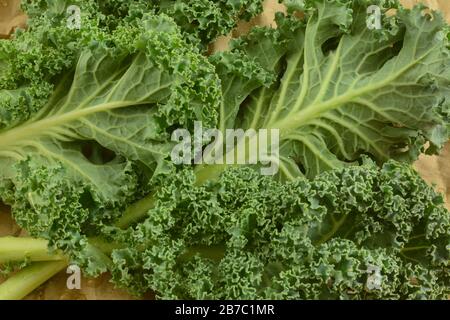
[211,1,450,180]
[0,13,221,266]
[105,160,450,299]
[0,13,221,184]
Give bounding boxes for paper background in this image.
[0,0,449,300]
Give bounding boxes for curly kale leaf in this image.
[0,12,220,180]
[93,0,265,46]
[104,160,449,299]
[207,0,450,180]
[0,1,107,129]
[0,12,221,273]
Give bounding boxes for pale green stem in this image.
[114,191,156,229]
[0,260,68,300]
[88,236,124,255]
[0,237,64,264]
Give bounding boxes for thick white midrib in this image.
[269,42,436,136]
[0,101,139,148]
[271,70,421,135]
[269,85,372,134]
[211,60,431,170]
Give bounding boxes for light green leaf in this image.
[212,1,450,180]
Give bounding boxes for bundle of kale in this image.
[0,0,449,300]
